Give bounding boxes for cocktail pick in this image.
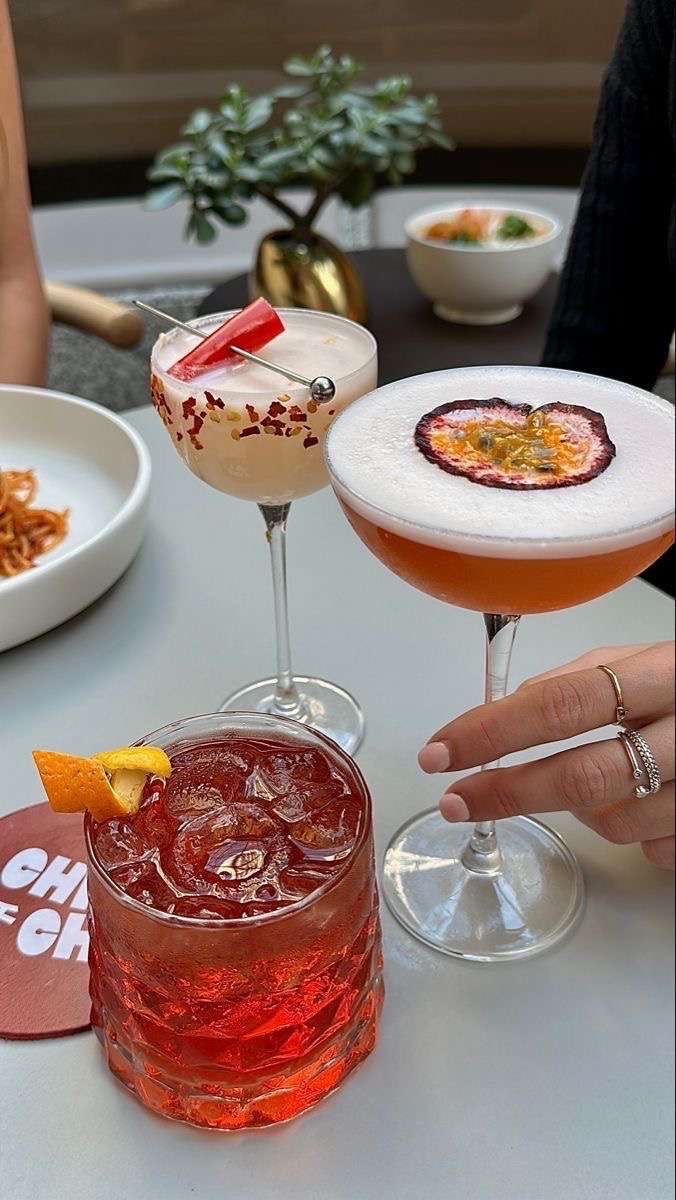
[135,300,337,403]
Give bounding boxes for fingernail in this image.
[418,742,450,773]
[440,792,470,822]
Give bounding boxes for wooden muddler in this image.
[45,283,145,349]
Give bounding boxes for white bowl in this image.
[0,386,151,652]
[405,203,562,325]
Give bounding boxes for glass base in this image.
[383,809,584,962]
[219,676,365,755]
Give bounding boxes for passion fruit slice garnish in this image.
[414,398,616,490]
[33,746,171,821]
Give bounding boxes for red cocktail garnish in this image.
[168,298,285,382]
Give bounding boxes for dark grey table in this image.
[199,247,558,385]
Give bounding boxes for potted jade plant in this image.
[146,45,451,322]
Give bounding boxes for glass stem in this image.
[259,504,306,720]
[461,612,521,875]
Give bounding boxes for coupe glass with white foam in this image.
[326,365,675,961]
[151,309,377,753]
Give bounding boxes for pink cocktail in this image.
[86,713,383,1129]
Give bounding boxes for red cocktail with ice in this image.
[85,713,383,1129]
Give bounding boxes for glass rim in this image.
[324,364,676,554]
[150,307,378,397]
[85,710,373,930]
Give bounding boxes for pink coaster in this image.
[0,802,91,1039]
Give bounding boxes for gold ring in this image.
[597,664,629,726]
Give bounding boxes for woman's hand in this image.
[419,642,675,869]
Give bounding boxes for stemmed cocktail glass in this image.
[151,308,377,753]
[326,365,675,961]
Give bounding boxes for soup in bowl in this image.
[406,203,562,325]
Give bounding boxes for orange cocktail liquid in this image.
[87,732,383,1130]
[341,500,673,614]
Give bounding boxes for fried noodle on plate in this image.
[0,468,69,578]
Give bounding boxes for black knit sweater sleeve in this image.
[542,0,675,390]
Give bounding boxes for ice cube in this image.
[94,820,152,870]
[113,859,179,911]
[132,793,175,853]
[164,803,284,898]
[266,748,333,787]
[244,764,283,803]
[171,743,252,775]
[289,798,361,863]
[163,760,240,820]
[206,842,266,881]
[253,748,349,823]
[278,866,326,902]
[275,778,349,823]
[108,860,149,887]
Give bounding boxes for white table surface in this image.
[1,406,673,1200]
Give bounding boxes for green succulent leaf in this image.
[284,55,316,77]
[272,83,310,100]
[154,144,191,166]
[182,108,213,136]
[256,146,300,172]
[236,162,264,183]
[242,96,274,132]
[147,164,184,182]
[144,183,186,210]
[212,201,248,225]
[187,209,218,243]
[338,168,374,208]
[393,152,415,174]
[426,128,455,149]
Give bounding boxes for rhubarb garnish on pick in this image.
[168,298,285,382]
[33,745,172,822]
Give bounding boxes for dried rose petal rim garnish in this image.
[414,398,616,490]
[168,298,285,382]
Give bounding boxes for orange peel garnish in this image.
[32,745,171,821]
[92,746,172,777]
[33,751,120,820]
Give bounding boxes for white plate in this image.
[0,386,151,652]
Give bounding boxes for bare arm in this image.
[0,0,48,386]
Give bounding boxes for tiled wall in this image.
[11,0,625,165]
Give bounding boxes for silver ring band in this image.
[618,729,662,797]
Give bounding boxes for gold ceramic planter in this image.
[250,229,367,324]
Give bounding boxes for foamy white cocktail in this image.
[151,309,377,505]
[326,365,675,613]
[149,305,378,756]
